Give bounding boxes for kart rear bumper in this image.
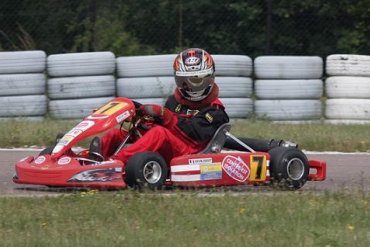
[308,159,326,181]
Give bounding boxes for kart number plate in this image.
[94,102,128,116]
[249,155,267,181]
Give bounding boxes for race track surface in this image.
[1,150,369,196]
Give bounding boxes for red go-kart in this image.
[13,97,326,190]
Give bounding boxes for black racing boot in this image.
[89,136,104,162]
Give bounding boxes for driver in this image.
[95,48,229,165]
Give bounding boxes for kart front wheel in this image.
[268,147,309,190]
[124,152,168,190]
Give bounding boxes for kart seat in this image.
[200,123,231,154]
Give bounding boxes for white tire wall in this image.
[116,54,253,119]
[325,54,370,122]
[0,116,45,122]
[325,99,370,120]
[49,97,114,119]
[117,77,175,98]
[0,95,47,117]
[212,55,253,76]
[254,56,323,121]
[116,55,176,77]
[326,54,370,76]
[47,52,115,77]
[116,54,253,78]
[47,75,115,99]
[0,51,47,118]
[132,98,166,106]
[254,56,323,79]
[117,76,253,99]
[255,79,323,99]
[217,77,253,98]
[0,74,46,96]
[325,76,370,98]
[255,100,322,121]
[0,51,46,74]
[221,98,253,118]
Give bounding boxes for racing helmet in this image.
[173,48,215,101]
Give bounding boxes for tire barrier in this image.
[326,54,370,77]
[0,95,47,117]
[254,56,323,79]
[48,97,114,119]
[255,100,322,121]
[254,56,324,121]
[47,52,115,77]
[255,79,323,99]
[48,75,115,99]
[116,54,253,118]
[325,54,370,123]
[0,51,47,119]
[47,52,116,119]
[2,51,370,122]
[0,74,46,96]
[0,50,46,74]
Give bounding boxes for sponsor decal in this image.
[58,156,71,166]
[66,129,82,137]
[189,158,213,165]
[185,56,200,66]
[222,155,250,182]
[116,110,131,123]
[75,120,95,131]
[200,164,222,180]
[186,109,199,116]
[205,113,213,123]
[171,162,222,182]
[34,156,46,165]
[175,104,182,113]
[58,135,75,145]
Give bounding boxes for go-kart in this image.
[13,97,326,190]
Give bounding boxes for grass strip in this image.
[0,119,370,152]
[0,190,369,247]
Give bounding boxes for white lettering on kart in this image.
[189,158,213,165]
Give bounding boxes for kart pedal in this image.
[89,136,104,161]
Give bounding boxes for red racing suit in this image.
[100,84,229,164]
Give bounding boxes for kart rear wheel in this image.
[124,152,168,190]
[268,147,309,190]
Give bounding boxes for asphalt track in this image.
[1,149,369,196]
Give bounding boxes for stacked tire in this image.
[116,54,253,118]
[0,51,47,121]
[325,54,370,124]
[213,55,253,118]
[47,52,116,119]
[254,56,323,122]
[116,54,176,106]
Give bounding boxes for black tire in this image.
[124,152,168,190]
[268,147,309,190]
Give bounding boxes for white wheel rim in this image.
[143,161,162,184]
[286,158,305,180]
